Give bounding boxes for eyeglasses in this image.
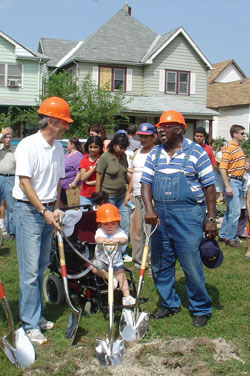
[238,132,245,135]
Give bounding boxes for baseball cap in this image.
[115,129,128,136]
[199,237,224,269]
[136,123,155,135]
[62,209,82,237]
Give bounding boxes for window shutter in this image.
[190,72,196,94]
[159,70,165,92]
[92,66,99,86]
[126,69,132,91]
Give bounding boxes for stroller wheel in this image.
[43,274,64,305]
[84,298,100,315]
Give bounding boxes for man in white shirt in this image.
[125,123,156,272]
[13,97,73,345]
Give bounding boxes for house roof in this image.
[38,38,79,67]
[0,30,48,61]
[208,59,246,84]
[207,78,250,108]
[43,7,211,70]
[124,95,218,118]
[57,8,157,67]
[0,98,37,107]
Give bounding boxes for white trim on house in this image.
[145,27,213,70]
[56,41,83,68]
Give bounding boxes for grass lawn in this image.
[0,235,249,375]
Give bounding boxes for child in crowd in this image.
[91,203,136,306]
[91,191,109,210]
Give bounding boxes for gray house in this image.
[39,3,218,138]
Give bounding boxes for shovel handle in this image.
[57,235,67,279]
[108,266,113,304]
[139,245,149,277]
[0,281,5,299]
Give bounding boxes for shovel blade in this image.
[119,309,150,342]
[65,310,82,344]
[1,328,35,368]
[96,338,125,366]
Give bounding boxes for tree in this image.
[41,71,130,137]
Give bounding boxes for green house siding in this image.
[143,35,208,106]
[0,36,43,104]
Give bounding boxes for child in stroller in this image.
[92,203,136,307]
[43,203,136,314]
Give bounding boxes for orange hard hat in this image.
[96,204,121,223]
[155,110,187,128]
[37,97,73,123]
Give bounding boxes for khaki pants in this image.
[130,195,151,266]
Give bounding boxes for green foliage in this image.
[214,136,227,151]
[0,107,16,128]
[241,134,250,156]
[41,71,130,137]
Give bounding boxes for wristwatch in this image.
[207,217,216,223]
[39,208,48,217]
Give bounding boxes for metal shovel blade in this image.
[96,338,125,366]
[119,308,150,342]
[1,327,35,368]
[65,309,82,344]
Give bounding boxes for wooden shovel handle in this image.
[139,245,149,277]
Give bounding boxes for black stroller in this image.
[43,209,136,314]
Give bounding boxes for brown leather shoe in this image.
[226,240,241,248]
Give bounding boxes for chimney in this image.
[123,2,131,16]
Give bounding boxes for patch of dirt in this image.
[71,337,244,376]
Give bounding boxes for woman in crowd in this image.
[96,132,132,262]
[79,136,103,209]
[88,123,110,152]
[60,137,83,208]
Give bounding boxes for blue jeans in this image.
[80,195,93,211]
[108,194,130,256]
[14,201,54,330]
[151,204,212,315]
[0,175,16,234]
[219,179,242,240]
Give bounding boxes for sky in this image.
[1,0,250,77]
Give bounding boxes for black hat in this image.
[200,237,224,269]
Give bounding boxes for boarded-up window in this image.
[99,66,126,92]
[99,67,112,91]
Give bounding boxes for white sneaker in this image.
[39,316,55,331]
[113,277,118,289]
[123,255,132,263]
[26,328,47,345]
[122,295,136,307]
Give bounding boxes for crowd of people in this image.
[1,96,249,346]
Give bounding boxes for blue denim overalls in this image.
[151,143,212,315]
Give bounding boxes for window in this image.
[165,70,190,95]
[99,66,126,92]
[0,63,22,87]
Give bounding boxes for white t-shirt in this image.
[13,131,65,202]
[95,227,127,268]
[132,147,151,196]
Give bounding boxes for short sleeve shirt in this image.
[96,151,128,196]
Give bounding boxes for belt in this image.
[0,174,15,176]
[17,199,55,207]
[228,175,243,181]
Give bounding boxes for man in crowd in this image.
[126,124,141,152]
[141,110,217,327]
[0,127,16,239]
[125,123,156,274]
[13,96,73,345]
[193,127,216,167]
[218,124,245,248]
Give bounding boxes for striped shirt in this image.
[140,138,215,203]
[219,141,245,177]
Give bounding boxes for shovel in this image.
[119,223,158,342]
[96,242,125,366]
[56,229,82,344]
[0,279,35,368]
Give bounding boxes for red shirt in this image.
[79,155,98,197]
[202,144,216,166]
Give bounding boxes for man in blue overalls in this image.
[141,110,217,327]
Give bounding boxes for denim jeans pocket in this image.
[153,173,179,202]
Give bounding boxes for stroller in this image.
[43,208,136,314]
